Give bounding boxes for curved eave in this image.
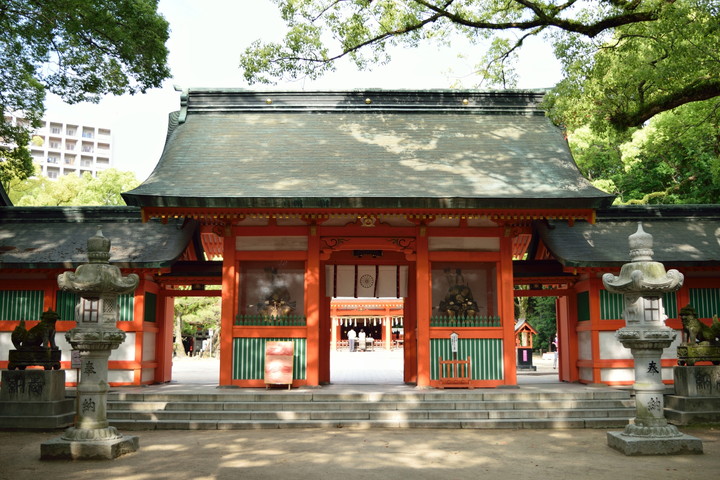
[124,195,614,211]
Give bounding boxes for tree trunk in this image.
[173,314,186,358]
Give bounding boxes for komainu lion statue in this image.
[679,305,720,346]
[11,309,59,350]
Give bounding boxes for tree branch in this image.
[610,79,720,128]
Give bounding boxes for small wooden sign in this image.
[264,341,294,389]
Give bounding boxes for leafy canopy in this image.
[8,168,140,206]
[0,0,171,186]
[567,98,720,204]
[240,0,719,131]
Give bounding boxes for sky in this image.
[45,0,563,182]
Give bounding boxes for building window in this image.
[49,140,61,149]
[50,126,61,134]
[47,156,59,164]
[82,129,94,138]
[47,170,59,179]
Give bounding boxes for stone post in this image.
[41,227,140,460]
[602,223,702,455]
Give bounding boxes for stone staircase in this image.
[106,388,635,430]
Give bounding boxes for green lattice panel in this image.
[577,291,590,321]
[689,288,720,319]
[430,338,503,380]
[663,292,678,319]
[118,293,134,321]
[56,290,78,322]
[232,337,307,380]
[600,290,623,320]
[0,290,43,321]
[144,293,157,323]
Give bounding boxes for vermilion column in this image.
[219,233,236,386]
[155,292,174,383]
[500,236,517,385]
[416,231,431,387]
[306,229,321,386]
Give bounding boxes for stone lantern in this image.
[602,223,702,455]
[41,227,140,460]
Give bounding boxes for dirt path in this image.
[2,427,719,480]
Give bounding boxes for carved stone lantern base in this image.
[40,434,139,461]
[607,431,703,455]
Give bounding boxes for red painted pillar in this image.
[306,227,321,386]
[416,230,431,387]
[156,291,174,383]
[219,232,236,386]
[500,236,517,386]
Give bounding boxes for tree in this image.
[173,296,221,358]
[544,0,720,133]
[567,99,720,204]
[525,296,556,352]
[8,168,140,206]
[240,0,718,132]
[0,0,171,186]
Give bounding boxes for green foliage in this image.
[241,0,717,130]
[8,168,140,206]
[175,296,221,336]
[567,99,720,204]
[525,296,557,352]
[545,0,720,133]
[0,0,170,185]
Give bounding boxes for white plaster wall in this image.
[108,370,134,383]
[64,368,78,383]
[601,368,634,383]
[578,330,592,360]
[579,367,593,383]
[141,368,155,383]
[0,332,11,361]
[143,332,156,362]
[599,331,632,359]
[109,332,135,361]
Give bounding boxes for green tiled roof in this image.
[538,205,720,267]
[0,207,196,269]
[122,90,614,210]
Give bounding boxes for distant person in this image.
[358,329,366,351]
[347,328,357,352]
[552,334,559,369]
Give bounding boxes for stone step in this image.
[109,416,631,431]
[107,398,633,413]
[108,406,633,422]
[105,388,634,430]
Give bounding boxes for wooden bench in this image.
[438,356,473,389]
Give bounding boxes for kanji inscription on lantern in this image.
[82,398,96,413]
[647,361,659,374]
[647,396,661,412]
[83,361,97,375]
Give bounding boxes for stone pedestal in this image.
[602,223,703,455]
[665,366,720,425]
[40,227,140,460]
[0,370,74,429]
[607,431,703,455]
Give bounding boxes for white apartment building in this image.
[27,118,114,179]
